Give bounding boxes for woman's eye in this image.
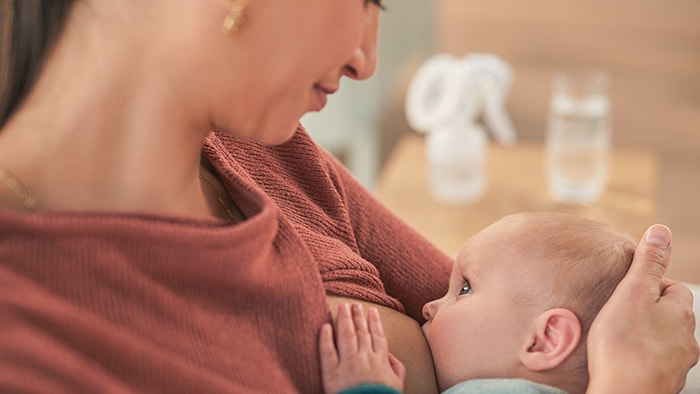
[459,280,472,295]
[366,0,386,11]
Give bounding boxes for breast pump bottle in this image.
[405,53,517,204]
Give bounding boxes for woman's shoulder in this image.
[0,204,276,251]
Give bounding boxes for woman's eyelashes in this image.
[458,279,473,295]
[366,0,386,11]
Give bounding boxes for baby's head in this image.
[421,212,635,394]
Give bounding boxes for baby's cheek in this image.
[426,324,454,371]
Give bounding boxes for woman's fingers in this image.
[588,224,699,393]
[613,224,671,307]
[623,224,672,299]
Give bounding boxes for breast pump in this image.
[405,53,517,203]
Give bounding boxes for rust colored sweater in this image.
[0,127,451,393]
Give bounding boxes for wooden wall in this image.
[430,0,700,281]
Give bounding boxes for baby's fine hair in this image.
[502,212,636,333]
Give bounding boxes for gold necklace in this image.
[0,166,40,211]
[0,165,237,219]
[199,173,238,221]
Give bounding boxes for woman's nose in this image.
[343,10,379,81]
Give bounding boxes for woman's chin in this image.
[256,122,301,145]
[217,120,301,146]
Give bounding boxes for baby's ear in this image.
[519,308,582,371]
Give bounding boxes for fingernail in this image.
[645,225,671,247]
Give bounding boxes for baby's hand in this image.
[319,303,406,394]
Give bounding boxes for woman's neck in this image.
[0,6,215,218]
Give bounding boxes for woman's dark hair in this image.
[0,0,76,127]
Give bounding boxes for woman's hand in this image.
[319,303,406,394]
[587,225,699,393]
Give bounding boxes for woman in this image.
[0,1,696,393]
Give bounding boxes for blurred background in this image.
[300,0,700,282]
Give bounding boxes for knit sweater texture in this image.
[0,127,451,393]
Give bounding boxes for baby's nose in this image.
[422,299,438,321]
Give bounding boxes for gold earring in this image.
[220,0,250,33]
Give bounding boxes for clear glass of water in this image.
[544,67,611,204]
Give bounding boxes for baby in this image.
[319,212,635,394]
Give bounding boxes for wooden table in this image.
[374,133,659,256]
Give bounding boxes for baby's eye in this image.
[459,280,472,295]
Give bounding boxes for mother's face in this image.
[201,0,382,144]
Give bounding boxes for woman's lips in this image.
[312,85,328,111]
[311,84,338,111]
